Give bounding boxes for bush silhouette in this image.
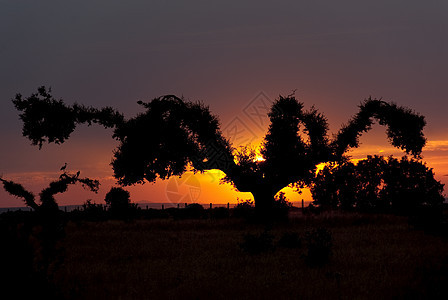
[104,187,136,219]
[232,198,255,220]
[181,203,206,219]
[80,200,107,221]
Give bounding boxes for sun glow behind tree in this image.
[9,88,430,217]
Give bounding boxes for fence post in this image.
[227,202,230,210]
[185,203,187,208]
[162,204,164,210]
[210,203,212,209]
[177,203,180,209]
[302,199,304,210]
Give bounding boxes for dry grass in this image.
[53,214,448,299]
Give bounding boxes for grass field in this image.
[48,213,448,299]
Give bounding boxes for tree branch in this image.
[331,98,426,158]
[12,86,124,148]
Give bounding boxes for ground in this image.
[49,212,448,299]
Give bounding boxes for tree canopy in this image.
[311,155,444,214]
[13,87,427,218]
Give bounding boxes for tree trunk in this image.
[252,186,276,222]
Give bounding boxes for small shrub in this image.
[233,198,255,220]
[239,231,275,255]
[183,203,205,219]
[278,232,302,248]
[304,227,333,266]
[273,192,293,221]
[81,200,107,221]
[104,187,136,220]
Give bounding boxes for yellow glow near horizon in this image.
[255,155,266,162]
[3,137,445,209]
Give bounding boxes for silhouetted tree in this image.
[381,156,445,214]
[0,170,99,281]
[104,187,134,218]
[0,170,99,213]
[13,87,426,220]
[311,155,444,214]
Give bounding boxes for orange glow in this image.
[315,162,328,174]
[255,155,265,162]
[1,130,447,209]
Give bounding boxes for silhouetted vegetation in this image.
[5,82,447,298]
[182,203,206,219]
[14,87,427,220]
[232,198,256,220]
[169,203,207,220]
[79,200,108,221]
[311,155,444,215]
[0,169,99,297]
[104,187,137,219]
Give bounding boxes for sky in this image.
[1,0,447,208]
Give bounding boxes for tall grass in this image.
[51,214,448,299]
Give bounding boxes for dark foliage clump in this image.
[181,203,206,219]
[311,155,445,216]
[167,204,206,220]
[104,187,137,220]
[240,230,275,255]
[232,199,255,220]
[304,227,333,266]
[80,200,108,221]
[12,86,123,148]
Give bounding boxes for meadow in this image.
[46,211,448,299]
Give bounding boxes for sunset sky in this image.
[1,1,447,208]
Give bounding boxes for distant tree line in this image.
[310,155,445,215]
